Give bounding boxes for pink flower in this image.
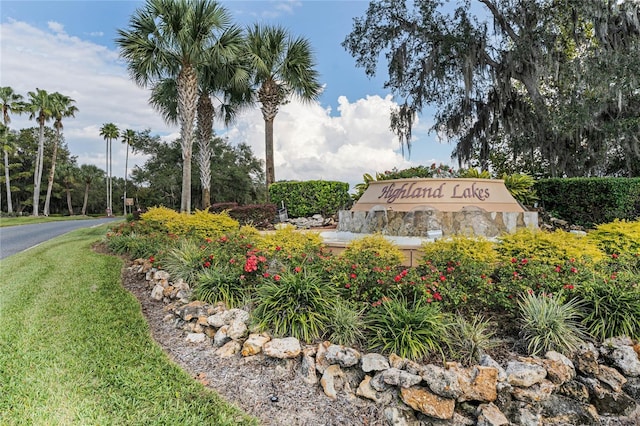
[294,266,302,273]
[570,267,578,273]
[274,275,281,281]
[555,266,562,273]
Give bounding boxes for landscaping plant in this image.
[251,268,339,343]
[366,297,449,361]
[517,291,588,356]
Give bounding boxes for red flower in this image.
[612,253,619,259]
[275,246,282,251]
[433,292,442,301]
[570,267,578,273]
[446,267,454,273]
[345,283,351,289]
[521,258,528,265]
[394,275,402,283]
[511,257,517,263]
[350,273,357,279]
[563,284,574,290]
[204,261,211,268]
[294,266,302,273]
[263,272,270,278]
[274,274,281,281]
[439,275,446,281]
[351,264,358,270]
[149,256,155,263]
[229,258,236,264]
[555,266,562,273]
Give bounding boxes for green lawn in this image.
[0,215,108,228]
[0,226,258,425]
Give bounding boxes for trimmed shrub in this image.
[269,180,351,217]
[256,225,326,265]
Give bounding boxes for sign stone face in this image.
[352,178,524,213]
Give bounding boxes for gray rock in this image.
[476,402,509,426]
[324,344,361,368]
[361,353,390,372]
[596,364,627,393]
[479,354,507,382]
[382,367,423,388]
[600,338,640,377]
[150,284,164,301]
[213,325,230,347]
[421,364,462,399]
[185,332,206,344]
[622,377,640,401]
[540,394,600,425]
[263,337,302,359]
[506,360,547,387]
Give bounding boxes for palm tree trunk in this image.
[265,117,275,191]
[177,65,198,213]
[123,143,129,215]
[66,183,74,215]
[105,140,109,215]
[32,121,45,216]
[4,148,12,213]
[43,130,61,216]
[109,138,113,215]
[82,183,89,216]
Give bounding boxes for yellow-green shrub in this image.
[164,210,239,239]
[587,219,640,255]
[496,228,605,265]
[341,233,404,266]
[256,225,325,263]
[420,235,498,266]
[140,206,180,231]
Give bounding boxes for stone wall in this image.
[338,207,538,238]
[136,260,640,425]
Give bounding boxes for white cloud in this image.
[1,18,421,192]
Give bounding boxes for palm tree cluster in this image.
[1,86,78,216]
[116,0,321,211]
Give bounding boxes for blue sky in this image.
[1,0,453,189]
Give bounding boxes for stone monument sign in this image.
[338,178,537,238]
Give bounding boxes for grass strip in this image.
[0,215,104,228]
[0,226,258,425]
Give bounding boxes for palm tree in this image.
[121,128,136,215]
[149,41,251,209]
[58,162,77,216]
[100,122,119,216]
[24,88,55,216]
[43,93,77,216]
[116,0,240,213]
[79,164,104,216]
[0,86,24,214]
[244,24,322,191]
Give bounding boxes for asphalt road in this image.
[0,218,120,260]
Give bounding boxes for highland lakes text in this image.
[378,181,491,203]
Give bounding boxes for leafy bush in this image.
[535,177,640,227]
[256,225,327,265]
[227,204,277,228]
[446,315,498,365]
[577,273,640,341]
[269,180,351,217]
[330,234,405,303]
[366,298,448,361]
[496,228,605,266]
[417,236,497,311]
[251,268,339,343]
[491,257,595,311]
[165,210,239,239]
[501,173,537,206]
[587,219,640,256]
[518,292,588,356]
[327,299,367,347]
[140,206,180,231]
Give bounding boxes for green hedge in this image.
[535,178,640,227]
[269,180,352,218]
